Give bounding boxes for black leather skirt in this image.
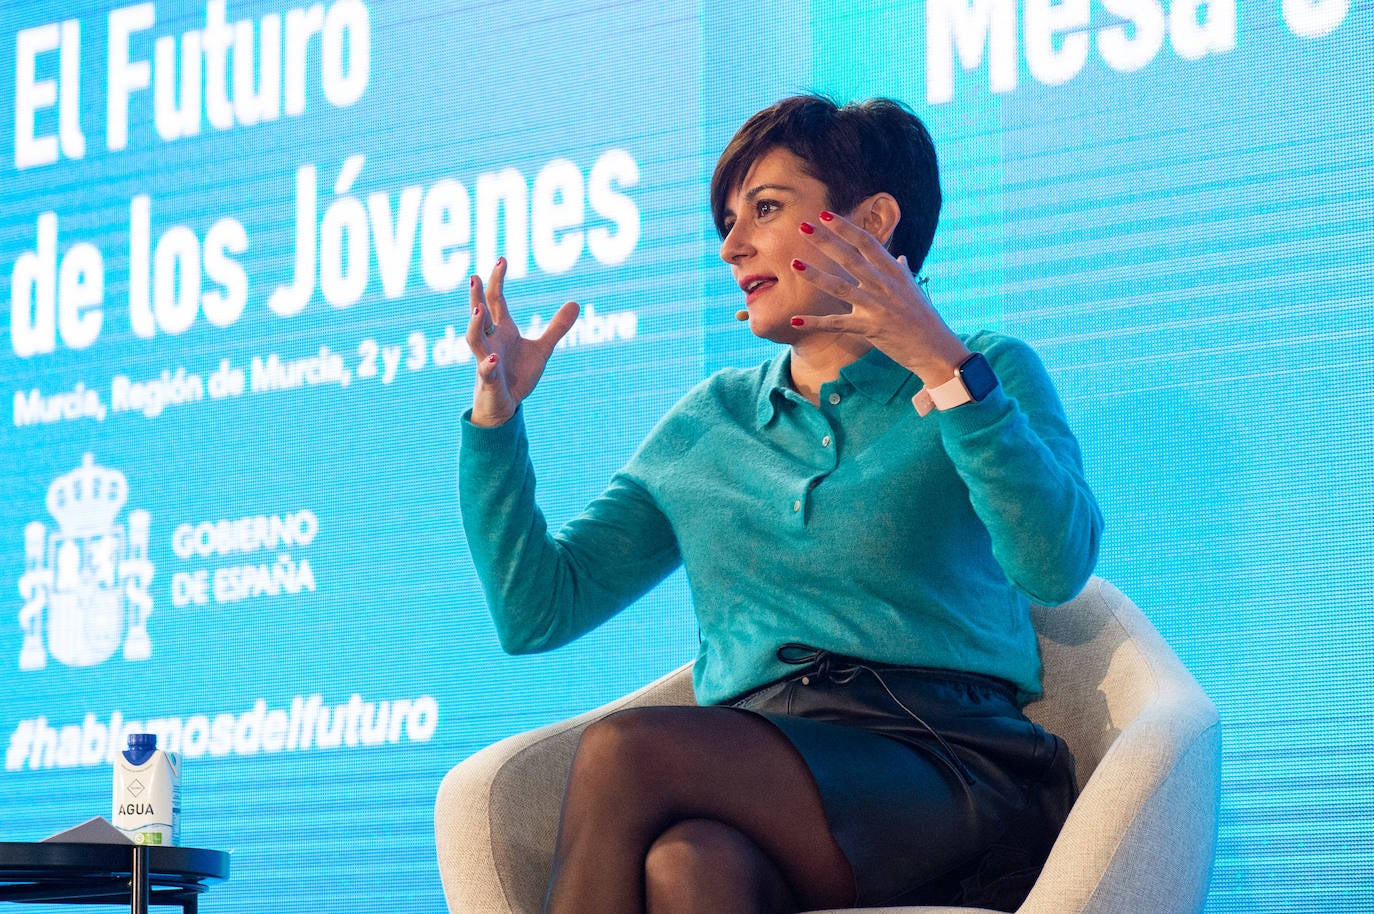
[725,646,1077,910]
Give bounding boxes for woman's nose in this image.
[719,222,751,263]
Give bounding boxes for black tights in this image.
[544,706,856,914]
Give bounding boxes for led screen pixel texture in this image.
[2,2,1371,911]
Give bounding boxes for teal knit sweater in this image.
[459,331,1102,705]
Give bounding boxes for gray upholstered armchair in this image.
[435,577,1220,913]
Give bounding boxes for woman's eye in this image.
[756,200,780,217]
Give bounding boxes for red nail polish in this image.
[470,275,478,287]
[791,317,805,327]
[472,306,480,316]
[799,221,815,235]
[819,211,835,222]
[497,256,506,266]
[791,259,806,271]
[487,354,497,363]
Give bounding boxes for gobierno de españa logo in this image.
[18,454,154,670]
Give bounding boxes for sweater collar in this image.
[755,347,913,427]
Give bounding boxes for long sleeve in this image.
[458,407,683,653]
[936,332,1103,605]
[458,337,1100,704]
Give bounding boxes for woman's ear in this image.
[858,193,901,246]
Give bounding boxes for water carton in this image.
[112,733,181,845]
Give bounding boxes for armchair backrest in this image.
[1016,577,1221,914]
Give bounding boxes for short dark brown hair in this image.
[710,95,942,274]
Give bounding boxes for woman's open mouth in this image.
[740,275,777,304]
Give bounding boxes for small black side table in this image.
[0,843,229,913]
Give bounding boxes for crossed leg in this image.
[543,705,856,914]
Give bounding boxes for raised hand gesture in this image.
[465,256,581,427]
[790,207,970,386]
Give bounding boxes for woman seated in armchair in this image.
[458,94,1103,913]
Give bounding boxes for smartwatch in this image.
[912,351,999,417]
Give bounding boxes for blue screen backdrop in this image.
[2,2,1370,911]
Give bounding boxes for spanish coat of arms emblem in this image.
[18,454,154,669]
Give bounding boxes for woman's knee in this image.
[644,819,794,914]
[567,708,678,797]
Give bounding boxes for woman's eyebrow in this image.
[743,183,797,201]
[723,183,799,221]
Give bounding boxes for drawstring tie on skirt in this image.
[776,643,977,787]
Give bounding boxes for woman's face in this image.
[719,147,850,343]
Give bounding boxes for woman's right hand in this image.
[465,256,581,427]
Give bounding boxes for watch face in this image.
[959,353,999,402]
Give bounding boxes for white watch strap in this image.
[912,372,971,417]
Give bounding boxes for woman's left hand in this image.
[790,210,970,385]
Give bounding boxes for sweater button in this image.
[792,500,802,512]
[828,393,841,405]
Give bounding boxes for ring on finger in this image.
[483,324,496,336]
